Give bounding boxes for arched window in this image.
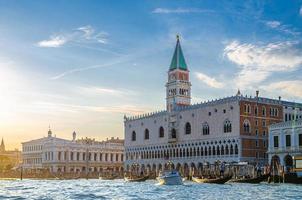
[144,129,149,140]
[224,120,232,133]
[275,108,278,117]
[235,144,238,155]
[262,106,266,116]
[171,128,176,139]
[225,145,229,155]
[221,146,224,155]
[254,106,258,115]
[159,126,164,138]
[185,122,191,134]
[243,119,251,133]
[244,104,251,113]
[202,122,210,135]
[230,145,234,155]
[131,131,136,141]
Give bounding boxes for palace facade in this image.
[268,119,302,171]
[123,36,302,175]
[22,129,124,173]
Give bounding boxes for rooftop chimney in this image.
[256,90,259,98]
[279,96,281,101]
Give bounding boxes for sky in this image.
[0,0,302,150]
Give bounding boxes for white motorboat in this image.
[157,170,183,185]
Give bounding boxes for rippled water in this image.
[0,179,302,200]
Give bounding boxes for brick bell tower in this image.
[166,35,191,112]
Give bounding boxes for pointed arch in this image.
[224,119,232,133]
[185,122,191,135]
[131,131,136,141]
[144,129,149,140]
[159,126,164,138]
[243,119,251,133]
[202,122,210,135]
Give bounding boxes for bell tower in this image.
[0,138,5,152]
[166,35,191,112]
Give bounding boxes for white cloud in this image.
[195,72,224,88]
[224,40,302,88]
[50,58,128,80]
[37,25,108,48]
[262,80,302,99]
[37,36,67,48]
[266,21,281,28]
[77,25,108,44]
[265,20,300,36]
[152,8,212,14]
[78,86,137,97]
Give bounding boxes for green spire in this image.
[169,35,188,71]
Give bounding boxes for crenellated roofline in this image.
[124,94,302,122]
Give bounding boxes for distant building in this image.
[268,119,302,171]
[22,129,124,173]
[123,36,302,176]
[0,138,21,171]
[0,138,5,152]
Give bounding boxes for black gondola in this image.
[192,175,232,184]
[230,174,269,184]
[124,175,149,182]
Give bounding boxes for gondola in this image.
[192,175,232,184]
[124,175,149,182]
[229,175,268,184]
[99,175,118,180]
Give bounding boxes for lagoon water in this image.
[0,179,302,200]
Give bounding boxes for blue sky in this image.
[0,0,302,149]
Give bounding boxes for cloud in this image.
[50,58,128,80]
[152,8,213,14]
[224,40,302,88]
[78,86,137,97]
[300,6,302,16]
[266,21,281,29]
[262,80,302,99]
[33,102,151,115]
[37,25,108,48]
[265,20,300,36]
[195,72,224,88]
[37,36,67,48]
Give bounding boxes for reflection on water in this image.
[0,179,301,200]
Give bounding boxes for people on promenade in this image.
[255,163,262,177]
[220,162,225,177]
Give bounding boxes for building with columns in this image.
[22,129,124,173]
[268,119,302,171]
[123,36,302,176]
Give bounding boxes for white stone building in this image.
[22,129,124,173]
[268,119,302,170]
[123,36,302,175]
